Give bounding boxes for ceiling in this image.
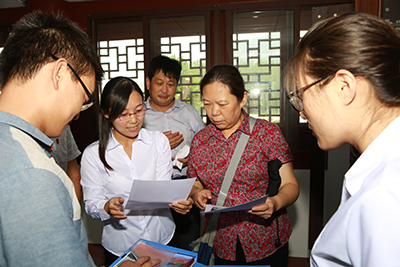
[0,0,91,9]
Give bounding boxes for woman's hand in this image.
[104,197,127,219]
[192,189,212,210]
[249,162,299,219]
[188,181,211,210]
[169,198,194,215]
[247,197,277,219]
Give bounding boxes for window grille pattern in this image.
[160,35,207,121]
[98,39,146,91]
[233,32,281,123]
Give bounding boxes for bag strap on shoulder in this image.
[207,117,257,232]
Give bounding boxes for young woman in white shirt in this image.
[284,12,400,267]
[80,77,193,266]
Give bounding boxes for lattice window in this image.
[98,39,145,91]
[233,31,281,123]
[160,35,207,121]
[233,11,294,124]
[97,21,145,92]
[149,15,207,121]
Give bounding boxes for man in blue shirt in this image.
[144,55,205,179]
[143,55,205,250]
[0,11,159,267]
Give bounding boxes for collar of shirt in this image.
[107,128,151,151]
[206,109,251,141]
[344,115,400,198]
[145,97,180,113]
[0,110,54,155]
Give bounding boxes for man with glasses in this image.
[0,11,159,267]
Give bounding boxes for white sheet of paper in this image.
[202,195,268,214]
[125,178,196,210]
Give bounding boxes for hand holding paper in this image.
[169,197,194,215]
[202,195,268,214]
[248,195,276,219]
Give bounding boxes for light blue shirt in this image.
[311,116,400,267]
[0,111,95,267]
[80,128,175,256]
[143,98,205,178]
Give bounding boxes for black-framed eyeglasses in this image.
[51,55,95,111]
[287,77,327,112]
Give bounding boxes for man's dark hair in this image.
[147,55,181,83]
[0,11,103,87]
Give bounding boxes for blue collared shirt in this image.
[0,111,95,266]
[143,98,205,178]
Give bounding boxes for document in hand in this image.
[110,238,197,267]
[202,195,268,214]
[125,178,196,210]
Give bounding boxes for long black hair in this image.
[98,76,143,170]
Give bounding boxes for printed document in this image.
[125,178,196,210]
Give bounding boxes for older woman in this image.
[188,65,299,266]
[284,12,400,267]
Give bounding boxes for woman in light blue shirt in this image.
[81,77,193,266]
[284,12,400,267]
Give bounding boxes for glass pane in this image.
[149,16,207,122]
[97,21,145,92]
[233,10,294,124]
[382,0,400,30]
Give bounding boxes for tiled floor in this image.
[88,244,310,267]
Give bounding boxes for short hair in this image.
[200,64,246,102]
[147,55,181,83]
[99,76,143,170]
[0,11,103,87]
[284,12,400,106]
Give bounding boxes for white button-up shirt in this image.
[81,128,174,256]
[311,116,400,267]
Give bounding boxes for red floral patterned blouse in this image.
[187,111,293,262]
